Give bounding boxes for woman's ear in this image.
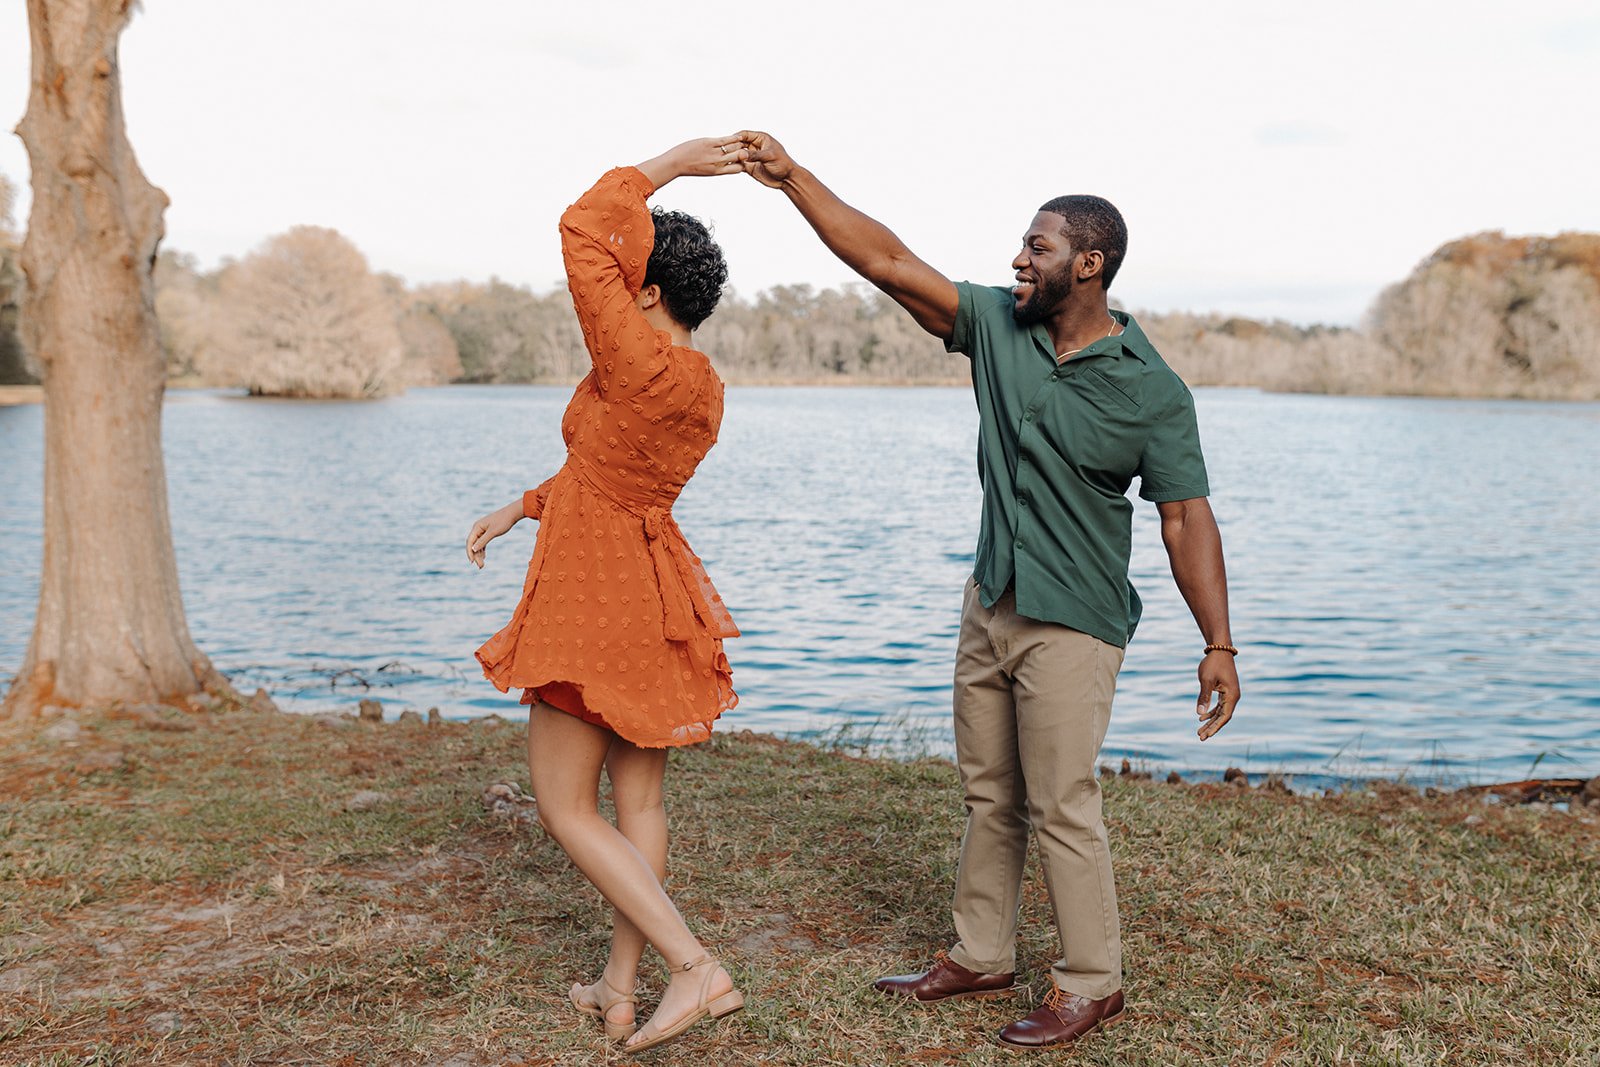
[636,283,662,310]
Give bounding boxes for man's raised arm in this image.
[739,130,959,341]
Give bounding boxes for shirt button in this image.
[1024,412,1035,422]
[1018,496,1029,507]
[1014,538,1024,549]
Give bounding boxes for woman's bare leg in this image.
[573,738,669,1030]
[606,738,735,1048]
[526,703,705,972]
[527,703,734,1047]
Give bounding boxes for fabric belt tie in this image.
[642,507,716,641]
[570,457,717,642]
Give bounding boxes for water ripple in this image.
[3,385,1598,785]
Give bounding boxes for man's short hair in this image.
[1038,195,1128,290]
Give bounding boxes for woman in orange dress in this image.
[466,137,748,1052]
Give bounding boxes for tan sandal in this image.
[568,974,638,1041]
[625,956,744,1053]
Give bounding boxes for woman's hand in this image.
[466,500,524,569]
[636,136,749,190]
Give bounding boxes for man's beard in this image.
[1011,265,1073,327]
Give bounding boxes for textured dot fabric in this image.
[476,167,739,748]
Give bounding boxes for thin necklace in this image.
[1056,315,1120,362]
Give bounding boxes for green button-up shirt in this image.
[948,283,1210,648]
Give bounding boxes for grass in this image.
[1,706,1597,1065]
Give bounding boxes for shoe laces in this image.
[1043,982,1070,1013]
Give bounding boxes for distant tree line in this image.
[0,172,1595,401]
[151,227,459,398]
[1149,232,1600,401]
[0,174,27,385]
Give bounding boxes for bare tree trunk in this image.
[5,0,230,717]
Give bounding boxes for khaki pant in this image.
[947,581,1125,999]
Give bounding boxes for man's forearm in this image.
[780,166,915,287]
[1162,506,1233,646]
[1164,501,1241,736]
[777,166,959,338]
[743,130,957,337]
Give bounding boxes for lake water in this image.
[3,386,1598,786]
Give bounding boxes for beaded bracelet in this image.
[1204,643,1239,656]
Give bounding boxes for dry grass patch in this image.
[2,708,1597,1065]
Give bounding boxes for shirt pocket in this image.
[1084,367,1141,413]
[1060,374,1143,478]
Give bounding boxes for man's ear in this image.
[1077,250,1105,284]
[636,283,662,310]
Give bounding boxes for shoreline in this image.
[204,697,1600,799]
[451,376,976,388]
[1,672,1592,798]
[6,380,1600,401]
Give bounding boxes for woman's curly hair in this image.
[644,208,727,331]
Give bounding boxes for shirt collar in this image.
[1109,310,1153,364]
[1031,309,1152,364]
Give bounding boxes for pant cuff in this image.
[1048,967,1121,1000]
[950,942,1015,977]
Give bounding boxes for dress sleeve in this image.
[559,167,672,397]
[522,475,557,520]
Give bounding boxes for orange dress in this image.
[476,167,739,748]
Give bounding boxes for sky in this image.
[2,0,1597,325]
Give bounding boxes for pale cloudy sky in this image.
[2,0,1597,324]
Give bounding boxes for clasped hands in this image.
[635,131,796,190]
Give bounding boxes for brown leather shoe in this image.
[872,950,1016,1003]
[996,983,1125,1049]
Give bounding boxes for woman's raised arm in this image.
[558,138,745,397]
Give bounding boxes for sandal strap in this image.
[678,956,724,1005]
[595,975,637,1009]
[676,954,716,973]
[631,956,734,1047]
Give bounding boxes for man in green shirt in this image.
[740,131,1241,1050]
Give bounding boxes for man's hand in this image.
[737,129,797,188]
[1196,650,1240,740]
[636,135,749,190]
[466,500,524,569]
